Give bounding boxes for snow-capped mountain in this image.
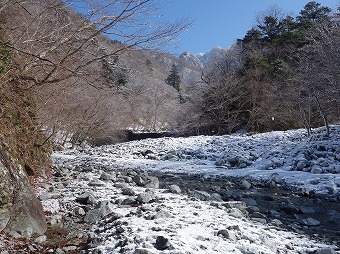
[179,45,241,71]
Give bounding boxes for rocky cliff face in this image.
[0,155,46,236]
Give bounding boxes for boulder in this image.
[155,236,171,250]
[169,185,181,194]
[136,192,155,204]
[217,229,236,241]
[0,157,46,236]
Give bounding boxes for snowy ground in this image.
[44,126,340,253]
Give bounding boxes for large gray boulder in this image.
[0,156,47,236]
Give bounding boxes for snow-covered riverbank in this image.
[3,126,339,253]
[40,126,340,253]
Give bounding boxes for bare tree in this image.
[0,0,191,144]
[295,17,340,136]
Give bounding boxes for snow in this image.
[49,125,340,253]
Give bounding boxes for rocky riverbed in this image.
[1,126,339,253]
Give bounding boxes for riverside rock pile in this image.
[29,158,338,253]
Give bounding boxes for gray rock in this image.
[133,175,146,186]
[144,176,159,189]
[169,185,181,194]
[311,167,323,174]
[9,230,21,239]
[272,219,283,226]
[88,179,106,187]
[34,235,47,244]
[241,180,252,189]
[223,201,247,212]
[39,193,53,201]
[296,160,308,170]
[280,201,299,214]
[137,192,155,203]
[217,229,236,241]
[155,236,170,250]
[191,190,211,201]
[99,172,116,181]
[121,198,136,206]
[315,248,336,254]
[76,192,97,205]
[268,210,281,218]
[227,208,244,218]
[154,210,171,219]
[84,209,102,224]
[299,206,316,214]
[301,217,320,226]
[0,160,47,235]
[97,200,114,217]
[63,246,77,252]
[74,207,86,216]
[250,212,267,220]
[210,193,223,202]
[271,173,282,184]
[241,198,257,206]
[54,248,66,254]
[261,235,277,253]
[133,248,156,254]
[122,188,136,196]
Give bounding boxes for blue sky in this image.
[159,0,339,55]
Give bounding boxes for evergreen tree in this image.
[165,64,181,92]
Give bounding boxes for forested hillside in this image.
[186,2,340,136]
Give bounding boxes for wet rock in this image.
[155,236,170,250]
[169,185,181,194]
